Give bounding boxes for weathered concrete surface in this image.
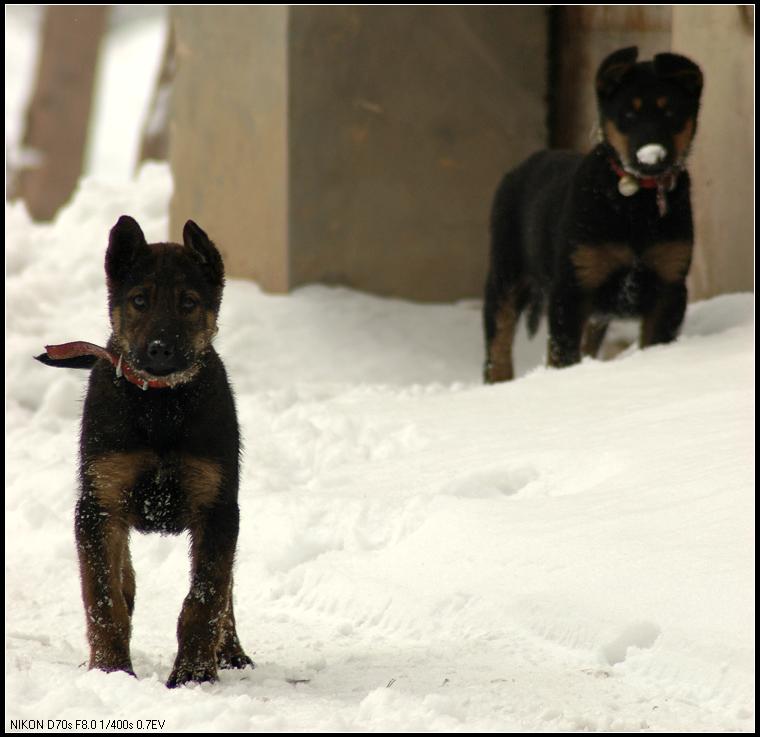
[288,7,547,300]
[170,6,547,300]
[170,6,289,292]
[14,6,107,221]
[673,6,755,300]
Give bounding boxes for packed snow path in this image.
[6,167,754,732]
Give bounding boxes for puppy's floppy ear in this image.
[596,46,639,98]
[654,52,703,98]
[106,215,149,284]
[183,220,224,288]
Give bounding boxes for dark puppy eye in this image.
[180,294,199,312]
[131,294,148,310]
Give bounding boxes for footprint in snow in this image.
[443,465,541,499]
[600,621,661,665]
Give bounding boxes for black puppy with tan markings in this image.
[484,47,703,382]
[36,215,252,687]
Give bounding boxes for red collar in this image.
[607,157,663,189]
[608,156,667,189]
[41,341,172,390]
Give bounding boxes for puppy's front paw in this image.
[166,659,217,689]
[218,651,254,670]
[90,649,135,677]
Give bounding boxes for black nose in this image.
[146,339,176,373]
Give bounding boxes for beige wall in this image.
[170,6,290,292]
[170,6,547,301]
[287,7,547,301]
[673,6,755,300]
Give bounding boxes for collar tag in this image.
[618,174,640,197]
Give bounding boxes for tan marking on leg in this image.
[656,96,668,109]
[486,295,518,383]
[642,241,692,283]
[632,97,643,111]
[571,243,635,290]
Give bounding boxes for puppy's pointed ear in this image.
[183,220,224,288]
[106,215,149,284]
[596,46,639,98]
[654,52,703,98]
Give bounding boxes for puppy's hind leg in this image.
[483,176,526,384]
[640,282,687,348]
[547,285,588,368]
[581,318,610,358]
[484,284,521,384]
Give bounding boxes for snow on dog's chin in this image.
[137,363,202,388]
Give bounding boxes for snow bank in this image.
[5,164,754,732]
[4,6,43,174]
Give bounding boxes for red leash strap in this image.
[44,341,114,364]
[42,341,171,390]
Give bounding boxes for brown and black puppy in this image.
[483,47,703,382]
[37,215,252,687]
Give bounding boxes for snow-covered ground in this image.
[5,165,755,732]
[4,5,42,177]
[5,7,755,733]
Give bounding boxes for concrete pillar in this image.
[170,6,289,292]
[170,6,547,301]
[673,6,755,300]
[14,6,107,221]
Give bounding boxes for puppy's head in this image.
[596,46,703,177]
[105,215,224,384]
